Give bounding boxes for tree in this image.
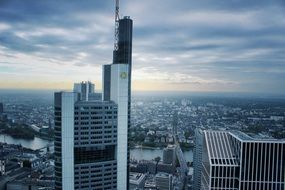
[154,156,161,174]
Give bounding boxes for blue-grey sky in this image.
[0,0,284,93]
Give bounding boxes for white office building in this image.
[193,130,285,190]
[103,63,129,190]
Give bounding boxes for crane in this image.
[114,0,120,51]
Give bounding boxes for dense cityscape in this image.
[1,92,285,144]
[1,0,285,189]
[0,91,284,189]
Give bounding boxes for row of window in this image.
[75,111,117,115]
[75,130,116,135]
[75,184,116,190]
[74,140,114,145]
[74,121,115,125]
[75,106,115,110]
[75,126,115,130]
[74,116,116,120]
[75,116,116,120]
[74,135,116,140]
[75,163,116,170]
[75,171,115,176]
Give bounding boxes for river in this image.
[130,147,193,162]
[0,134,52,150]
[0,134,193,162]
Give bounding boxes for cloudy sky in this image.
[0,0,284,94]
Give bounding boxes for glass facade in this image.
[113,17,133,66]
[109,15,133,190]
[196,130,285,190]
[54,92,118,190]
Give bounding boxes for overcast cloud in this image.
[0,0,284,93]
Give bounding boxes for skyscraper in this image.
[104,15,133,102]
[73,81,95,101]
[113,16,133,68]
[74,81,102,101]
[54,91,118,190]
[103,15,133,190]
[55,2,133,189]
[193,128,204,190]
[193,130,285,190]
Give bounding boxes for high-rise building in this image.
[193,130,285,190]
[55,3,133,189]
[74,81,102,101]
[54,92,118,190]
[103,15,133,190]
[73,81,95,101]
[103,63,129,190]
[163,144,177,166]
[155,172,173,190]
[113,16,133,67]
[104,15,133,102]
[193,128,204,190]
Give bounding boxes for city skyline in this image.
[53,1,133,188]
[0,86,285,189]
[0,0,285,94]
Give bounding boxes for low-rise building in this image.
[129,172,147,190]
[155,172,173,190]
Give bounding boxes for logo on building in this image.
[120,72,127,79]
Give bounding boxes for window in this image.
[74,146,115,164]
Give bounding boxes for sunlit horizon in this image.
[1,0,285,94]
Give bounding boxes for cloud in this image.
[0,0,284,93]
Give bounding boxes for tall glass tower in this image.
[54,91,118,190]
[103,15,133,190]
[54,5,133,190]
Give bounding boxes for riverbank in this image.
[0,134,52,151]
[0,126,35,139]
[0,130,53,141]
[0,134,193,162]
[130,147,193,162]
[133,145,163,150]
[130,142,193,151]
[0,119,53,141]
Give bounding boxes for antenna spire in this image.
[114,0,120,51]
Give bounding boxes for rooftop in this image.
[230,130,285,143]
[75,100,116,105]
[129,172,146,185]
[155,172,171,178]
[204,131,239,166]
[204,130,285,165]
[229,130,253,141]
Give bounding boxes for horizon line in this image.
[0,88,285,97]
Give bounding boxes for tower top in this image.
[114,0,120,51]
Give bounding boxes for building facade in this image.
[194,130,285,190]
[54,92,118,190]
[163,144,177,166]
[103,63,129,190]
[73,81,95,101]
[155,172,173,190]
[103,15,133,190]
[193,128,204,190]
[54,9,133,190]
